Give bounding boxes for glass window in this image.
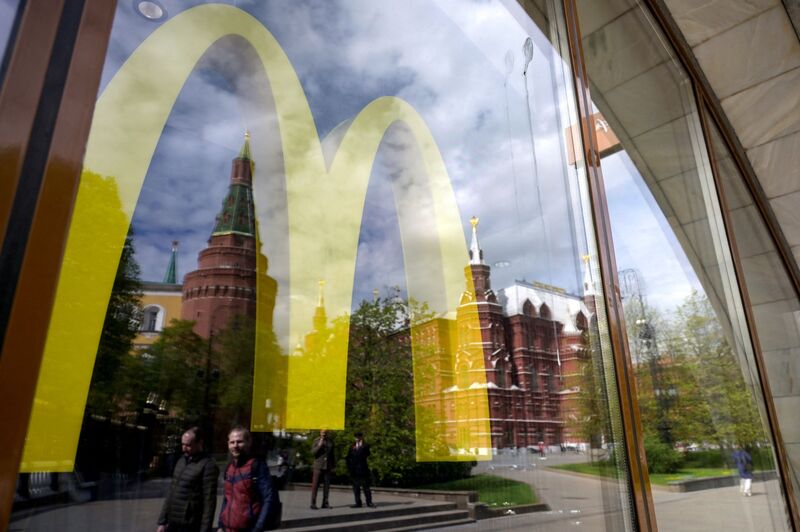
[706,112,800,516]
[576,0,792,529]
[13,1,633,530]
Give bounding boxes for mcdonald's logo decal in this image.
[21,4,490,471]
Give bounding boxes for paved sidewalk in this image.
[8,486,446,531]
[10,452,792,531]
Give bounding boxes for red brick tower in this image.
[457,217,514,448]
[182,132,276,338]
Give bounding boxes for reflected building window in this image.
[141,305,163,333]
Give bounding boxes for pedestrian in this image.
[733,447,754,496]
[346,432,374,508]
[156,427,219,532]
[310,430,335,509]
[273,451,291,491]
[219,426,281,531]
[538,440,545,458]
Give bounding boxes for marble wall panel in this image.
[663,0,777,46]
[722,65,800,148]
[741,251,798,305]
[729,205,781,258]
[752,298,800,351]
[785,443,800,503]
[574,0,632,35]
[581,8,664,92]
[764,348,800,397]
[604,61,690,138]
[748,130,800,200]
[774,395,800,442]
[770,191,800,247]
[658,170,706,225]
[693,7,800,99]
[632,117,698,180]
[716,154,753,211]
[680,217,719,268]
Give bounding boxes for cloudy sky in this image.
[91,0,700,341]
[0,0,18,62]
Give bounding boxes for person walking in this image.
[733,447,754,496]
[156,427,219,532]
[310,430,335,509]
[219,426,280,531]
[346,432,374,508]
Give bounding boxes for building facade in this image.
[415,219,593,449]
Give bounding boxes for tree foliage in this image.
[138,319,209,421]
[85,230,142,414]
[328,296,471,486]
[576,325,611,450]
[628,291,764,450]
[215,314,259,426]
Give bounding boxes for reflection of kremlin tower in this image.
[181,132,277,338]
[304,280,327,352]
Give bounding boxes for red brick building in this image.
[181,133,277,338]
[417,218,595,450]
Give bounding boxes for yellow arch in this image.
[22,4,489,471]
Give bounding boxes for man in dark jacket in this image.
[157,427,219,532]
[219,427,280,532]
[346,432,374,508]
[310,430,334,509]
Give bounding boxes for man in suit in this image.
[310,430,335,509]
[346,432,374,508]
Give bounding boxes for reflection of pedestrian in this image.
[346,432,374,508]
[219,427,280,532]
[310,430,334,509]
[733,448,754,496]
[273,451,291,490]
[157,427,219,532]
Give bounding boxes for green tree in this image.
[576,325,611,454]
[215,314,277,426]
[85,230,142,414]
[627,291,764,452]
[674,292,763,449]
[139,319,208,421]
[330,296,471,486]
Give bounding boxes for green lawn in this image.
[551,462,735,485]
[648,468,735,485]
[550,462,619,479]
[419,474,536,506]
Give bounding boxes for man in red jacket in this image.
[219,427,279,532]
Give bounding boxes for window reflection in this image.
[706,114,800,518]
[13,1,632,530]
[577,0,792,529]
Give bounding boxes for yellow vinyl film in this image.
[21,4,489,471]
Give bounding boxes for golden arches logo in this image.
[21,4,490,471]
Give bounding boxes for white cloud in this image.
[96,0,594,340]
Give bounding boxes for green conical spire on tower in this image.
[163,240,178,283]
[212,132,256,237]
